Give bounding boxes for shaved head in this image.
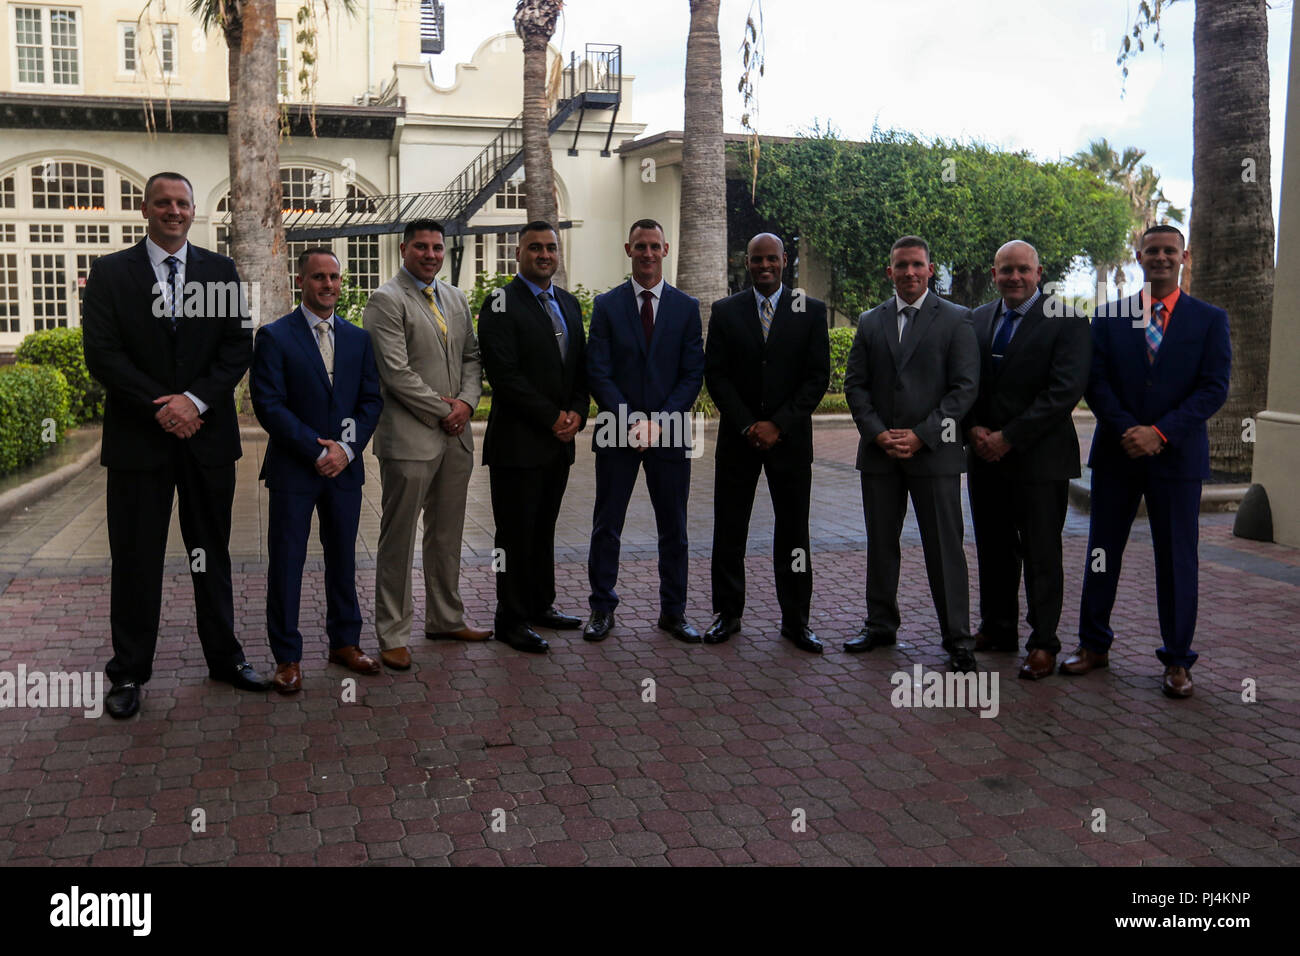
[747,232,785,256]
[994,239,1039,268]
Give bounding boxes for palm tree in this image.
[1120,0,1276,475]
[188,0,290,322]
[677,0,728,327]
[514,0,566,287]
[1070,138,1184,296]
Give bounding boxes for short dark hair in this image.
[403,219,445,242]
[1141,224,1185,246]
[890,235,930,262]
[628,218,665,240]
[144,172,194,203]
[297,246,340,274]
[520,220,558,240]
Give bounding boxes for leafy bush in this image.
[15,326,103,424]
[828,326,856,393]
[0,363,70,476]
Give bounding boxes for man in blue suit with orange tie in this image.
[1063,225,1231,698]
[582,219,705,643]
[250,248,385,693]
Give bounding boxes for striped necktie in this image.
[760,296,774,341]
[421,285,447,341]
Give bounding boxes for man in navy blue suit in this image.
[250,248,385,693]
[1064,225,1231,698]
[582,219,705,643]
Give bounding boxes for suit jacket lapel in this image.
[401,273,448,362]
[998,296,1044,369]
[882,300,903,367]
[897,296,937,370]
[288,306,333,391]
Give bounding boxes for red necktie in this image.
[640,290,654,346]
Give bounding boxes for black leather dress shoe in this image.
[703,616,741,644]
[209,662,273,691]
[658,615,702,644]
[781,626,824,654]
[532,607,582,630]
[948,648,978,673]
[843,627,896,653]
[497,625,549,653]
[105,681,141,719]
[583,611,615,642]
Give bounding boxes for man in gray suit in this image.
[363,219,491,670]
[843,236,980,672]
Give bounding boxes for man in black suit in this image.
[843,236,980,672]
[478,221,589,653]
[704,233,830,652]
[964,240,1091,679]
[82,171,271,718]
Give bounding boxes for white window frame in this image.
[156,23,177,78]
[11,5,82,90]
[277,19,292,100]
[118,21,137,75]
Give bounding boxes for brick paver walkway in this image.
[0,420,1297,866]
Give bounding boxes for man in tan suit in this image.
[364,219,491,670]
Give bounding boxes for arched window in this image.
[0,158,144,346]
[216,166,381,299]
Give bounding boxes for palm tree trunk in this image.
[520,33,565,286]
[678,0,728,329]
[227,0,289,325]
[1192,0,1275,476]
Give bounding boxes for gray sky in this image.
[430,0,1293,276]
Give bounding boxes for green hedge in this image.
[15,326,103,424]
[828,326,855,393]
[0,363,71,476]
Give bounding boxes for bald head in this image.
[991,240,1042,309]
[746,233,787,296]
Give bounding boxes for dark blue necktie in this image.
[991,307,1018,370]
[539,290,568,360]
[165,255,180,325]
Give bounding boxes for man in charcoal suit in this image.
[964,240,1090,680]
[843,235,980,672]
[478,221,589,653]
[250,248,385,692]
[703,232,830,652]
[582,218,705,644]
[82,171,271,718]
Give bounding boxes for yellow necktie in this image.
[422,285,447,341]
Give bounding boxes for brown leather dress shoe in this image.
[1018,649,1056,680]
[426,625,493,641]
[379,647,411,671]
[1059,646,1109,675]
[1162,665,1193,698]
[273,662,301,694]
[328,645,381,674]
[974,630,1019,652]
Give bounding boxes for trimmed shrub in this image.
[0,363,71,476]
[15,326,103,424]
[828,326,856,393]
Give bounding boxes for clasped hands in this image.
[552,410,581,443]
[967,426,1011,462]
[154,394,201,439]
[440,396,472,436]
[875,428,924,459]
[746,421,781,452]
[1120,425,1164,458]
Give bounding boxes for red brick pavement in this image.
[0,421,1297,866]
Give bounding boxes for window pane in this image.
[121,24,136,72]
[161,25,175,74]
[30,161,105,210]
[31,253,70,330]
[120,178,142,211]
[0,253,20,332]
[16,8,45,83]
[50,9,79,85]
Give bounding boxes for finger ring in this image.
[169,419,177,426]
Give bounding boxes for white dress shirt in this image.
[633,277,666,324]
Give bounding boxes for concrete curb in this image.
[0,439,102,525]
[1068,471,1248,514]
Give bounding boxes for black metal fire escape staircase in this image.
[273,43,622,283]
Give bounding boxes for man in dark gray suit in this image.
[844,236,980,672]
